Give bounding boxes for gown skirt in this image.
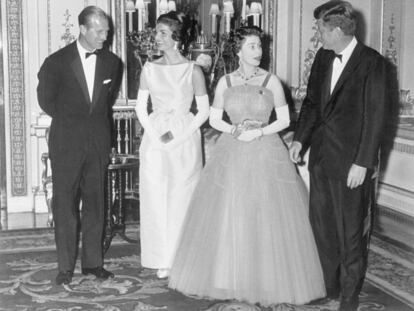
[168,132,326,306]
[139,61,203,269]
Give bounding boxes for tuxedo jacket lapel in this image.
[324,42,364,118]
[321,52,335,112]
[70,48,91,107]
[91,54,105,111]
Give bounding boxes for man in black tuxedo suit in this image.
[289,1,389,310]
[37,6,122,285]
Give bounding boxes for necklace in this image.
[237,67,259,81]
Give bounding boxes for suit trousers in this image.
[51,141,107,272]
[309,164,372,300]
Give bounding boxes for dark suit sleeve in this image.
[354,56,387,169]
[108,57,123,106]
[37,56,60,118]
[293,48,323,146]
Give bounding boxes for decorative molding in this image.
[384,13,397,65]
[265,0,277,73]
[377,204,414,227]
[377,183,414,217]
[111,0,126,100]
[397,127,414,141]
[113,110,136,121]
[392,140,414,155]
[382,0,401,68]
[374,204,414,251]
[61,9,76,46]
[6,0,27,196]
[47,0,51,54]
[298,0,303,86]
[302,20,321,87]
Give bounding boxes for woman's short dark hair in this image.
[314,1,356,36]
[78,6,108,28]
[157,11,184,42]
[233,26,263,54]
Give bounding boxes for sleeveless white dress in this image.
[139,61,202,269]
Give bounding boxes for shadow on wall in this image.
[380,59,400,173]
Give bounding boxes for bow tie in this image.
[334,53,343,62]
[85,50,99,58]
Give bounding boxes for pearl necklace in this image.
[237,67,259,81]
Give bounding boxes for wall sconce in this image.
[135,0,145,31]
[159,0,169,16]
[209,4,220,35]
[223,1,235,34]
[249,2,261,27]
[126,0,135,33]
[168,1,177,12]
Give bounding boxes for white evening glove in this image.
[134,89,163,148]
[209,106,234,134]
[165,94,210,150]
[262,104,290,134]
[237,105,290,141]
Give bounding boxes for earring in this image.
[174,42,178,50]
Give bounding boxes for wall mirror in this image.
[110,0,271,103]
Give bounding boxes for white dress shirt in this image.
[77,41,97,102]
[330,36,357,94]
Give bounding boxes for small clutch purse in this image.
[232,119,263,138]
[159,131,174,143]
[239,119,263,130]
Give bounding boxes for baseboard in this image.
[374,204,414,252]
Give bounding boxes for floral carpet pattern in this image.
[0,254,168,310]
[0,230,413,311]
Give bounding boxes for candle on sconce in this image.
[209,4,220,35]
[245,3,250,25]
[144,0,151,24]
[159,0,169,17]
[125,0,135,32]
[223,1,234,34]
[249,2,261,27]
[257,3,263,29]
[241,0,247,21]
[135,0,145,31]
[168,0,176,12]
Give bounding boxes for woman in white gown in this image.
[134,11,209,279]
[168,27,326,306]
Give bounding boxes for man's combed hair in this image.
[78,6,108,27]
[314,0,356,36]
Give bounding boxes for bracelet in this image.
[230,125,236,135]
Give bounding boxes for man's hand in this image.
[347,164,367,189]
[289,141,302,163]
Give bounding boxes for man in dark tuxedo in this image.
[289,1,389,310]
[37,6,122,285]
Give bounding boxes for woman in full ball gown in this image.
[134,11,209,279]
[168,27,326,306]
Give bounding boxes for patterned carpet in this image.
[0,227,413,311]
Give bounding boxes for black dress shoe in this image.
[81,267,114,279]
[326,287,340,300]
[339,297,358,311]
[56,271,73,285]
[307,297,334,305]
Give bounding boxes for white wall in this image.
[2,0,110,214]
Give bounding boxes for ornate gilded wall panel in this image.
[6,0,26,196]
